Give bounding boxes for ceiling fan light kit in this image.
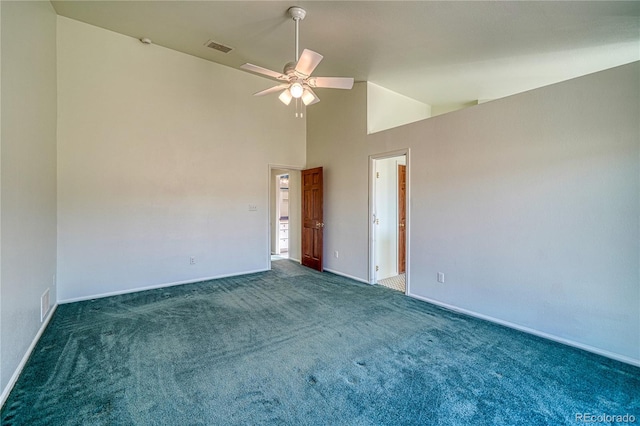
[240,6,354,117]
[290,82,304,98]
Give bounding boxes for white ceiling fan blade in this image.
[240,63,287,81]
[301,88,320,106]
[253,84,290,97]
[295,49,323,77]
[308,77,354,90]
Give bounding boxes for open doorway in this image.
[369,150,409,293]
[269,166,302,268]
[275,173,290,259]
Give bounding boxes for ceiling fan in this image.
[240,6,354,113]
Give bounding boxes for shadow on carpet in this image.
[2,260,639,425]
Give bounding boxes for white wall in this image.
[307,63,640,364]
[1,0,58,395]
[57,17,305,302]
[367,82,430,134]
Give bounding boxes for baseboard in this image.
[324,268,370,284]
[1,303,58,408]
[408,293,640,367]
[58,268,270,304]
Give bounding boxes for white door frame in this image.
[368,149,410,294]
[267,164,303,270]
[274,172,288,256]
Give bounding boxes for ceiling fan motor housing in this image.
[284,61,297,76]
[288,6,306,21]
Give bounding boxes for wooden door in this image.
[301,167,323,271]
[398,165,406,274]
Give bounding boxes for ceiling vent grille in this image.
[204,40,233,53]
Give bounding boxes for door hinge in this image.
[376,172,380,178]
[376,265,379,272]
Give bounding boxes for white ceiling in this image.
[51,1,640,108]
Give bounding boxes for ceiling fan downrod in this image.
[288,7,306,62]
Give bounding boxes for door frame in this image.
[275,172,289,256]
[398,164,407,274]
[268,164,304,271]
[368,149,410,294]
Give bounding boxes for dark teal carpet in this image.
[2,260,638,425]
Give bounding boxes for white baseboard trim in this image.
[408,292,640,367]
[324,268,370,284]
[58,268,270,304]
[1,303,58,408]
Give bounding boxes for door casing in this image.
[398,164,407,274]
[368,149,410,293]
[268,164,303,270]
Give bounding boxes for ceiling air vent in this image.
[204,40,233,53]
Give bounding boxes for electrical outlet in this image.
[334,251,339,258]
[437,272,445,283]
[190,256,196,265]
[248,204,258,211]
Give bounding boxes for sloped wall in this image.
[308,63,639,363]
[367,82,430,134]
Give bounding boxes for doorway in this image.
[369,150,409,293]
[275,173,290,259]
[269,166,302,267]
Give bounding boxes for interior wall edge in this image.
[57,268,269,305]
[0,303,58,409]
[409,292,640,367]
[323,268,371,285]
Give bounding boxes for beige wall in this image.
[307,63,640,364]
[307,83,370,282]
[1,1,58,395]
[56,17,305,301]
[367,82,431,134]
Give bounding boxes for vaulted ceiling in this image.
[51,1,640,109]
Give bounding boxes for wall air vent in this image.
[204,40,233,53]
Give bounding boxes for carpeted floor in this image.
[2,260,638,425]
